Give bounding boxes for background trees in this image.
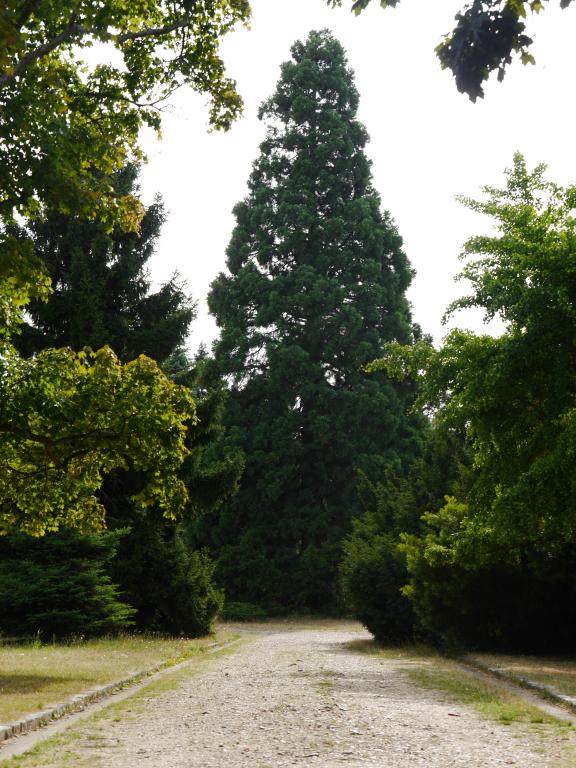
[356,154,576,651]
[3,168,242,635]
[199,30,425,611]
[0,1,251,535]
[16,165,194,362]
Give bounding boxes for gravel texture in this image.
[46,624,576,767]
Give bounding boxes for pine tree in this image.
[16,164,194,363]
[202,30,425,611]
[0,530,134,639]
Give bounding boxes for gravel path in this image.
[41,624,576,767]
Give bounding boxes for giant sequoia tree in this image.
[202,30,424,610]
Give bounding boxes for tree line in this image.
[1,3,574,649]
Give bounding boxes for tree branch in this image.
[115,18,190,44]
[0,16,190,91]
[0,19,83,90]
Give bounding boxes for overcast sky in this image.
[138,0,576,351]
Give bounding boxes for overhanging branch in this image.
[0,16,191,91]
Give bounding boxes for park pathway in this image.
[18,622,576,767]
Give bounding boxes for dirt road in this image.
[4,622,575,767]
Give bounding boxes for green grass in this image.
[0,632,234,724]
[0,642,243,768]
[406,664,572,728]
[473,654,576,698]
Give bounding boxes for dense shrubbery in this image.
[349,156,576,654]
[341,522,414,643]
[0,530,134,639]
[404,500,576,653]
[109,510,223,636]
[340,428,469,643]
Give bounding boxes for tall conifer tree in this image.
[16,165,193,362]
[202,30,424,610]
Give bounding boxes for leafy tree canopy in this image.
[330,0,574,101]
[16,164,195,362]
[0,0,250,234]
[0,345,195,536]
[373,153,576,548]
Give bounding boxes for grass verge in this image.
[0,632,234,724]
[405,664,572,728]
[472,654,576,699]
[347,637,572,728]
[0,642,243,768]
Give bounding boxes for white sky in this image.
[138,0,576,351]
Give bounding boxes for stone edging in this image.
[464,656,576,713]
[0,638,238,745]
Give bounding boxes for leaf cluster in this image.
[0,0,250,233]
[0,346,195,535]
[330,0,574,101]
[375,154,576,547]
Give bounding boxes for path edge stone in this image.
[463,656,576,714]
[0,638,238,746]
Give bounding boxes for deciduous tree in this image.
[377,153,576,548]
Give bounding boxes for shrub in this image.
[109,511,223,636]
[340,515,415,643]
[0,530,134,639]
[220,601,269,621]
[403,500,576,653]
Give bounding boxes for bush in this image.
[0,530,134,639]
[220,601,269,621]
[109,511,223,636]
[340,515,415,643]
[403,499,576,653]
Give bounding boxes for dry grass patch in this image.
[0,632,234,724]
[473,654,576,698]
[0,642,244,768]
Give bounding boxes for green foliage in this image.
[220,601,269,621]
[330,0,574,100]
[0,0,250,234]
[0,345,194,535]
[341,516,414,643]
[0,0,250,539]
[376,154,576,549]
[108,509,223,636]
[370,155,576,653]
[16,165,195,363]
[10,179,241,633]
[201,30,424,610]
[0,529,134,639]
[340,426,471,642]
[402,499,576,652]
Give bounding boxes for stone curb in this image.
[463,656,576,713]
[0,638,237,745]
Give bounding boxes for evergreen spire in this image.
[202,30,424,609]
